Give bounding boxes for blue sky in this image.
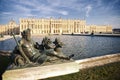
[0,0,120,28]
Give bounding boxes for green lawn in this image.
[42,61,120,80]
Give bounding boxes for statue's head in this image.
[53,38,64,47]
[53,38,60,44]
[21,28,31,41]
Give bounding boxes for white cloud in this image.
[2,0,82,17]
[57,10,68,15]
[16,0,37,7]
[61,11,68,15]
[0,0,120,28]
[47,0,84,12]
[1,12,12,15]
[13,4,38,17]
[85,5,92,17]
[15,5,31,12]
[47,0,61,6]
[22,1,69,16]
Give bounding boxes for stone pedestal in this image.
[3,62,79,80]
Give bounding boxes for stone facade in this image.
[0,20,19,35]
[85,25,112,34]
[20,18,86,35]
[0,18,112,35]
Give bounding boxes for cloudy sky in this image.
[0,0,120,28]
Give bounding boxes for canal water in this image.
[0,35,120,60]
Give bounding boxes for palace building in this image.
[0,18,112,35]
[20,18,86,35]
[0,20,19,35]
[85,25,112,34]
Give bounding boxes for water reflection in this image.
[0,35,120,60]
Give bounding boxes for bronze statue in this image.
[53,38,65,57]
[53,38,74,60]
[12,29,74,66]
[0,29,74,79]
[13,29,47,66]
[41,37,72,62]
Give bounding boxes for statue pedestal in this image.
[3,62,79,80]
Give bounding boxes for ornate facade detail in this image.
[0,18,112,35]
[0,20,19,35]
[20,18,86,35]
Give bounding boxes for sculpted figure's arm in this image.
[47,51,70,60]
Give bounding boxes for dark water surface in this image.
[0,35,120,60]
